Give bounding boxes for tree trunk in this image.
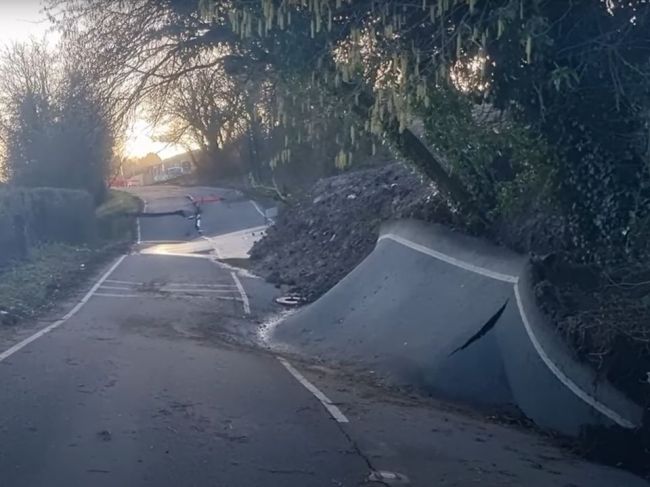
[353,88,485,224]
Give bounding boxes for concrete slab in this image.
[271,219,643,435]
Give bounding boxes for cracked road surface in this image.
[0,186,367,486]
[0,185,646,486]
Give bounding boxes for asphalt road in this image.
[0,185,645,486]
[0,186,367,486]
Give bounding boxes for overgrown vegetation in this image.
[0,243,121,326]
[0,188,139,326]
[0,187,96,266]
[96,189,143,242]
[44,0,650,406]
[0,38,121,202]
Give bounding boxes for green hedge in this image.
[0,187,96,266]
[96,190,142,242]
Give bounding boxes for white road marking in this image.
[165,283,236,288]
[385,232,639,429]
[0,255,127,363]
[106,279,143,285]
[251,201,276,224]
[277,357,349,423]
[514,283,636,429]
[105,279,235,289]
[93,293,241,302]
[161,288,240,294]
[379,234,518,283]
[230,272,251,315]
[94,293,143,298]
[250,200,267,219]
[99,286,237,295]
[210,257,261,279]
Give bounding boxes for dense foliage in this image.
[34,0,650,422]
[0,187,96,266]
[209,0,650,264]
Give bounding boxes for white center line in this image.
[277,357,349,423]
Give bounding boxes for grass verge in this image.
[0,242,126,326]
[96,189,143,242]
[96,189,142,218]
[0,189,140,327]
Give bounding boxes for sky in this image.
[0,1,184,160]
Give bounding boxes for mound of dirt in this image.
[249,164,452,301]
[250,161,649,413]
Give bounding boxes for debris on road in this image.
[250,164,453,301]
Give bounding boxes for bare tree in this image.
[148,52,249,175]
[0,40,115,201]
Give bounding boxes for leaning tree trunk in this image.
[353,89,486,225]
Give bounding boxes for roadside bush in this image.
[95,190,142,242]
[0,187,96,267]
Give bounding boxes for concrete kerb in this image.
[272,218,642,436]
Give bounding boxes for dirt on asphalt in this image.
[248,163,650,477]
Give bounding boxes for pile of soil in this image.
[250,162,649,475]
[249,163,453,301]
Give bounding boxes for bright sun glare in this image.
[0,1,185,160]
[125,120,187,160]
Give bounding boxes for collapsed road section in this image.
[270,219,643,436]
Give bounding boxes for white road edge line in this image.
[251,200,275,224]
[277,357,349,423]
[382,233,638,429]
[161,288,240,294]
[230,272,251,315]
[250,200,266,219]
[0,255,127,363]
[514,283,636,429]
[379,234,518,283]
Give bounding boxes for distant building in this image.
[143,152,195,184]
